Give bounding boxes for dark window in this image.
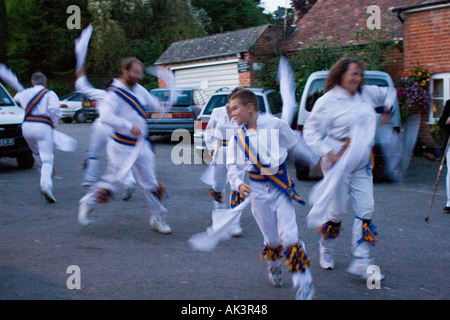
[267,91,282,114]
[203,94,228,115]
[0,86,15,107]
[152,90,194,107]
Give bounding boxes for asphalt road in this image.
[0,122,449,302]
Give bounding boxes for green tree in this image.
[6,0,90,81]
[0,0,7,61]
[191,0,269,34]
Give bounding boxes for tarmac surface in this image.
[0,122,448,303]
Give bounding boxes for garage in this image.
[155,25,286,97]
[172,60,240,97]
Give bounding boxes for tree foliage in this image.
[191,0,269,34]
[254,29,397,100]
[5,0,91,84]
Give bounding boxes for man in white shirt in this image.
[204,87,244,235]
[14,72,61,203]
[78,58,170,234]
[75,69,136,200]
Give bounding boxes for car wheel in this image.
[74,110,86,123]
[16,151,34,169]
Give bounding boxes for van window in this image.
[203,94,228,115]
[203,94,267,115]
[0,85,15,107]
[305,79,325,111]
[365,79,388,87]
[267,91,282,114]
[305,77,389,112]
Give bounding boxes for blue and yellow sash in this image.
[111,131,138,146]
[235,128,305,205]
[24,88,54,128]
[108,86,147,119]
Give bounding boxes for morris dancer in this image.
[226,89,314,300]
[74,24,136,199]
[303,58,393,279]
[13,72,61,203]
[204,87,244,236]
[75,68,136,200]
[78,57,171,234]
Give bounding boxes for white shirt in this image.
[14,85,61,127]
[303,85,392,157]
[99,79,160,138]
[226,114,299,191]
[204,106,240,151]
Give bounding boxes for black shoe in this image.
[443,206,450,212]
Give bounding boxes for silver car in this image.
[193,87,282,154]
[147,88,207,136]
[59,91,85,123]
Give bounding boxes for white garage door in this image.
[173,61,240,98]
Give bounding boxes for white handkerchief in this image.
[75,24,93,72]
[0,64,25,92]
[53,130,78,152]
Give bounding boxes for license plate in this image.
[0,138,14,147]
[151,113,173,119]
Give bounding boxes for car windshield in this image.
[305,77,389,111]
[203,94,266,115]
[62,92,84,101]
[0,85,15,107]
[152,90,193,107]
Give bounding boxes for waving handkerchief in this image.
[277,56,297,126]
[0,64,25,92]
[75,24,93,72]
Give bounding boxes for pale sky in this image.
[260,0,292,13]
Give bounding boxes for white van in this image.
[294,70,401,181]
[193,87,282,154]
[0,82,34,168]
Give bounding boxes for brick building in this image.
[283,0,428,80]
[392,1,450,147]
[284,0,449,148]
[155,24,286,98]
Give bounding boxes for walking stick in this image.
[425,136,450,222]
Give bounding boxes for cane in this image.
[424,136,450,222]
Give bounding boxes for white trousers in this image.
[327,166,374,259]
[22,122,54,190]
[83,119,135,187]
[212,162,227,209]
[250,181,299,249]
[80,138,167,218]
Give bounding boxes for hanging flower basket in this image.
[396,67,431,122]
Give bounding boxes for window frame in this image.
[429,72,450,124]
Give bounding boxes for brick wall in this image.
[403,7,450,74]
[383,45,404,81]
[242,25,286,86]
[402,6,450,148]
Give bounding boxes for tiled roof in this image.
[283,0,436,52]
[155,25,269,65]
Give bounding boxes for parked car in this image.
[81,95,99,122]
[146,88,207,136]
[0,82,34,169]
[193,87,282,153]
[294,70,401,181]
[59,91,85,123]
